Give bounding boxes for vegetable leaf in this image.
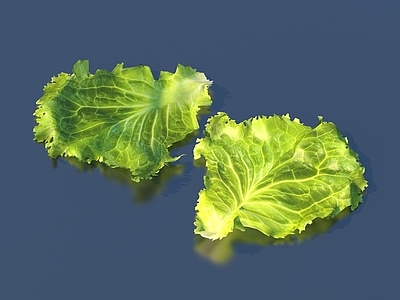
[33,60,212,181]
[194,112,367,240]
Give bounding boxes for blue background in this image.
[1,1,399,299]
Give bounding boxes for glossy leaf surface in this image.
[194,112,367,240]
[34,60,212,181]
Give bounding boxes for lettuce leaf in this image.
[194,112,367,240]
[33,60,212,181]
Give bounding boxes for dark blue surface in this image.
[1,1,399,299]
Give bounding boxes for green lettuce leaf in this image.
[194,112,367,240]
[33,60,212,181]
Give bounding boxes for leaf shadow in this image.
[50,128,204,204]
[342,130,376,197]
[53,156,187,203]
[194,206,353,265]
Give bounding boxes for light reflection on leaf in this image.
[194,112,367,240]
[34,60,212,182]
